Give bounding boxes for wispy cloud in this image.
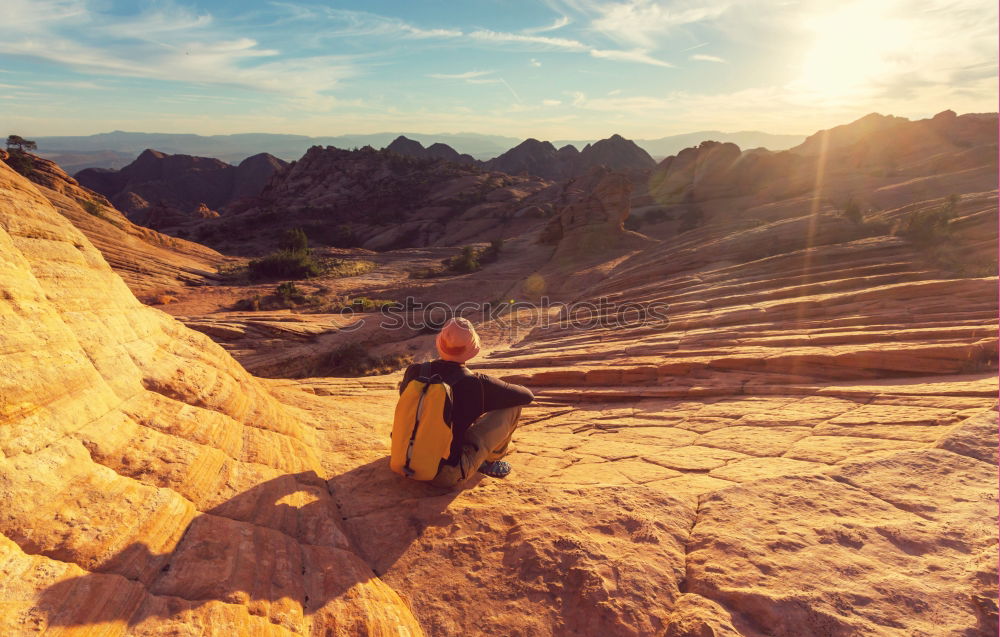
[0,0,358,105]
[428,70,496,80]
[523,15,571,33]
[543,98,562,106]
[691,53,726,63]
[298,6,462,39]
[32,79,104,89]
[530,58,542,67]
[590,49,673,67]
[586,0,731,50]
[500,78,522,103]
[679,42,709,53]
[468,30,587,50]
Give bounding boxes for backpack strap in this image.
[418,361,433,382]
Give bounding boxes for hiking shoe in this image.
[478,460,512,478]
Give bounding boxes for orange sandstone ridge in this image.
[0,109,998,636]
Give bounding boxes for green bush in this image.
[248,249,322,280]
[446,245,482,273]
[280,227,309,253]
[81,199,102,216]
[322,296,400,313]
[325,259,377,278]
[4,150,35,177]
[900,198,956,245]
[276,281,306,303]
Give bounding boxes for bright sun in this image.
[794,2,913,100]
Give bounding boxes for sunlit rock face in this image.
[0,162,422,636]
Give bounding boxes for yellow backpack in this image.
[390,364,464,480]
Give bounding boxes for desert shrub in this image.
[900,207,953,245]
[232,282,324,311]
[480,239,503,264]
[325,342,413,377]
[447,246,482,273]
[240,295,263,311]
[276,281,308,304]
[80,199,104,217]
[408,266,445,279]
[322,296,400,313]
[624,215,643,231]
[960,344,998,373]
[325,259,377,278]
[280,227,309,253]
[678,207,704,232]
[153,294,178,305]
[248,249,322,280]
[3,150,35,177]
[841,200,863,225]
[646,208,671,224]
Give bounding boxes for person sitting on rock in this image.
[399,317,533,487]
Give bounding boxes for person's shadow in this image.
[34,457,473,631]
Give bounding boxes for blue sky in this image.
[1,0,997,138]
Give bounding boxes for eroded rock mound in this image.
[0,150,225,295]
[76,149,287,231]
[487,134,656,181]
[385,136,476,165]
[206,145,553,254]
[0,161,421,636]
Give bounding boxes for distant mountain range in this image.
[34,129,806,173]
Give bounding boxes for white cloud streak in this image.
[468,30,587,50]
[590,48,673,67]
[523,15,571,33]
[428,70,496,80]
[691,53,726,63]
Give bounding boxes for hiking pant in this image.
[431,406,522,489]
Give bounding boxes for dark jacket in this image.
[399,360,533,464]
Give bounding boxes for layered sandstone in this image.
[0,162,421,636]
[2,151,225,295]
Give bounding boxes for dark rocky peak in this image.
[386,136,427,159]
[577,134,656,174]
[487,138,565,180]
[237,152,287,172]
[425,142,475,165]
[232,153,289,200]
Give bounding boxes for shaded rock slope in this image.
[647,110,997,207]
[197,145,556,254]
[76,149,287,231]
